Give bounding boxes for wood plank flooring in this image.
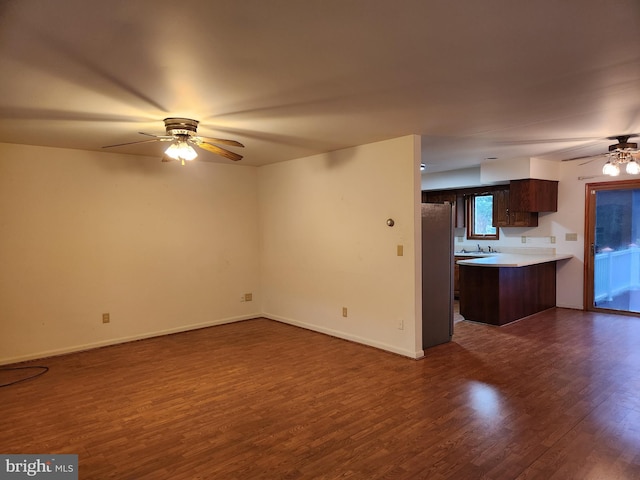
[2,309,640,479]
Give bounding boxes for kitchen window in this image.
[467,194,498,240]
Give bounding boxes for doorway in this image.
[585,179,640,314]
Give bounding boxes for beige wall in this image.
[259,135,423,358]
[6,135,631,363]
[0,143,260,363]
[1,136,423,363]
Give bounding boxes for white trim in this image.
[264,312,424,359]
[556,303,583,310]
[0,314,258,365]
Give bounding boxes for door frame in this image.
[584,178,640,315]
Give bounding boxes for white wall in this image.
[552,159,636,309]
[259,135,423,358]
[0,143,260,363]
[421,167,481,190]
[480,157,533,183]
[480,157,560,183]
[421,158,560,191]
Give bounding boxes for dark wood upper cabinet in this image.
[422,191,454,204]
[423,178,556,229]
[422,191,465,228]
[455,193,465,228]
[509,179,558,212]
[492,189,509,227]
[492,189,538,227]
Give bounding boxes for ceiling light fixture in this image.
[599,136,639,176]
[602,151,639,176]
[103,117,244,165]
[164,135,198,165]
[625,158,640,175]
[602,160,620,176]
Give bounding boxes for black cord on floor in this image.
[0,366,49,387]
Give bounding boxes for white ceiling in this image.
[0,0,639,172]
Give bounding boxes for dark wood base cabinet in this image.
[459,262,556,326]
[454,256,477,298]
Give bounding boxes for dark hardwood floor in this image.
[2,309,640,479]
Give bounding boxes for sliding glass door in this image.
[586,180,640,314]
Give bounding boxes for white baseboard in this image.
[263,312,423,359]
[2,312,426,365]
[0,314,259,366]
[556,303,584,310]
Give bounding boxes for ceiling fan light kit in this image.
[164,136,198,164]
[602,160,621,176]
[102,117,244,165]
[626,159,640,175]
[601,135,639,176]
[568,134,640,177]
[562,135,640,177]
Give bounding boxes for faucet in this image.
[477,244,483,253]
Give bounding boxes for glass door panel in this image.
[593,188,640,313]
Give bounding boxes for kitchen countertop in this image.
[456,253,573,267]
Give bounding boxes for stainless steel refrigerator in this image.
[421,202,454,349]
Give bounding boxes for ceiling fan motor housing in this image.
[608,135,638,152]
[164,117,199,136]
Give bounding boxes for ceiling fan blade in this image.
[579,158,597,166]
[497,136,603,146]
[139,132,174,141]
[197,142,243,161]
[199,136,245,148]
[561,153,606,162]
[102,138,161,149]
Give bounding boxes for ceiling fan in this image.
[562,135,640,176]
[102,118,244,165]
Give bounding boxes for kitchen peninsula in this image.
[457,253,572,326]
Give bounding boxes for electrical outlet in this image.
[397,319,404,330]
[102,313,110,324]
[550,236,556,244]
[245,293,253,302]
[397,244,404,256]
[342,307,348,317]
[521,236,527,243]
[240,295,245,302]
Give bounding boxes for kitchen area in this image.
[423,178,572,332]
